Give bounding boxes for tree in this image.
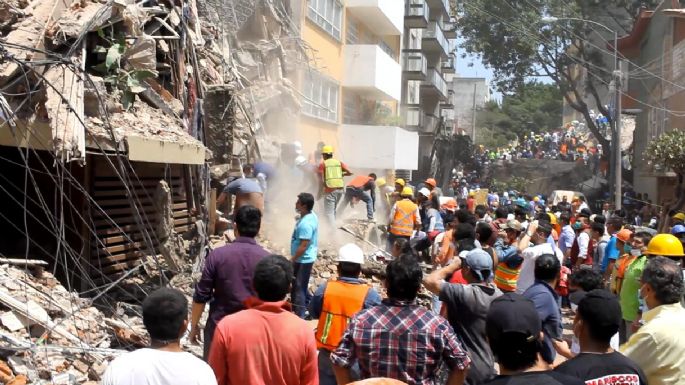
[457,0,658,149]
[643,130,685,232]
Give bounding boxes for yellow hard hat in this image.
[547,213,558,225]
[672,212,685,221]
[401,187,414,197]
[533,197,540,202]
[395,178,406,187]
[645,234,685,257]
[322,145,334,154]
[376,177,386,187]
[469,191,475,197]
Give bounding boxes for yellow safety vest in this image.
[324,158,344,189]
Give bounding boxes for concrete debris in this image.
[45,0,112,47]
[154,180,186,272]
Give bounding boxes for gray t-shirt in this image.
[224,177,263,194]
[440,282,502,384]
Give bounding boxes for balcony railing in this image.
[441,55,455,73]
[442,20,457,38]
[406,0,428,18]
[424,22,449,55]
[423,68,448,98]
[422,114,439,133]
[403,50,427,77]
[405,107,423,127]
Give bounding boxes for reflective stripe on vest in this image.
[390,200,418,237]
[324,159,344,189]
[315,280,370,351]
[494,261,521,292]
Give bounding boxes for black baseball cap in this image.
[486,293,541,343]
[578,208,592,218]
[577,289,621,333]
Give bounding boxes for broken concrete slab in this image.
[46,1,112,48]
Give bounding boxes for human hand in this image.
[189,326,202,345]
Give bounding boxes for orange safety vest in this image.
[315,280,370,351]
[494,261,521,292]
[390,200,418,237]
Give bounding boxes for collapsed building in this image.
[0,0,307,382]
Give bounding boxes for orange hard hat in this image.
[616,228,633,243]
[424,178,437,187]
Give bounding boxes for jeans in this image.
[324,189,344,225]
[338,187,374,219]
[202,319,217,360]
[318,349,360,385]
[292,262,314,318]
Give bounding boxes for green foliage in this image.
[94,38,155,110]
[643,130,685,175]
[490,176,528,193]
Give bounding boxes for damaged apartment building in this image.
[0,0,305,381]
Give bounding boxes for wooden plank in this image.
[94,241,152,255]
[96,197,187,209]
[94,250,147,266]
[93,178,182,188]
[92,187,185,198]
[208,188,216,236]
[0,258,49,266]
[93,210,190,227]
[101,259,142,275]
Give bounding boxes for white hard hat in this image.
[338,243,365,265]
[293,141,303,154]
[295,155,307,166]
[418,187,431,197]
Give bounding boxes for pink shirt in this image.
[208,299,318,385]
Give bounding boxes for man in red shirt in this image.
[337,173,377,220]
[208,255,318,385]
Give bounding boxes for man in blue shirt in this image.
[291,192,319,318]
[558,212,575,262]
[601,218,622,278]
[523,253,562,365]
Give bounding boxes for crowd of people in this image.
[101,144,685,385]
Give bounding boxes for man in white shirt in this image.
[517,221,564,294]
[102,288,217,385]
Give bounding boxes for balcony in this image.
[426,0,449,20]
[422,22,449,57]
[405,0,428,29]
[404,107,439,134]
[422,114,439,133]
[441,54,456,74]
[403,50,428,80]
[420,68,448,100]
[343,44,401,101]
[442,19,457,39]
[347,0,403,35]
[339,124,419,170]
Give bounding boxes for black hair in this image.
[536,222,552,237]
[534,253,560,282]
[642,256,684,305]
[591,222,605,235]
[454,223,476,241]
[338,261,362,278]
[368,173,377,180]
[393,237,411,254]
[243,164,254,175]
[633,231,653,248]
[569,269,603,292]
[495,206,509,219]
[142,288,188,341]
[606,218,624,231]
[322,153,332,159]
[385,253,423,301]
[593,215,606,225]
[559,212,571,225]
[235,205,262,238]
[297,192,315,212]
[536,212,550,222]
[490,332,542,372]
[475,205,488,219]
[578,292,621,343]
[253,255,293,301]
[476,222,493,244]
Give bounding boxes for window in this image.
[308,0,342,40]
[346,20,358,45]
[302,71,339,123]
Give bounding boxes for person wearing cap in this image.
[332,254,470,385]
[618,231,653,343]
[424,178,443,199]
[621,256,685,385]
[670,212,685,228]
[609,228,634,295]
[493,219,524,293]
[295,155,320,196]
[523,254,563,365]
[317,145,352,226]
[466,191,476,213]
[424,249,503,384]
[671,224,685,251]
[337,173,378,221]
[555,290,647,384]
[516,221,564,294]
[310,244,382,385]
[387,178,406,208]
[482,293,584,385]
[387,187,421,251]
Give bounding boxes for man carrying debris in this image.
[337,173,378,221]
[318,145,352,225]
[310,243,382,385]
[216,164,264,214]
[190,205,269,358]
[208,255,319,385]
[102,288,217,385]
[291,192,319,319]
[387,187,421,251]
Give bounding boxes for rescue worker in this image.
[493,219,524,293]
[388,178,405,207]
[337,174,377,221]
[387,187,421,251]
[424,178,442,199]
[310,243,382,385]
[216,164,264,215]
[317,145,352,226]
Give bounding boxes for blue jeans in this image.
[292,262,313,318]
[338,187,373,219]
[324,189,344,225]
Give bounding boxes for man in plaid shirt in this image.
[331,254,471,385]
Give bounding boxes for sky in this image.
[455,46,502,102]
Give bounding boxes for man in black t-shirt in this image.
[555,290,647,385]
[482,293,584,385]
